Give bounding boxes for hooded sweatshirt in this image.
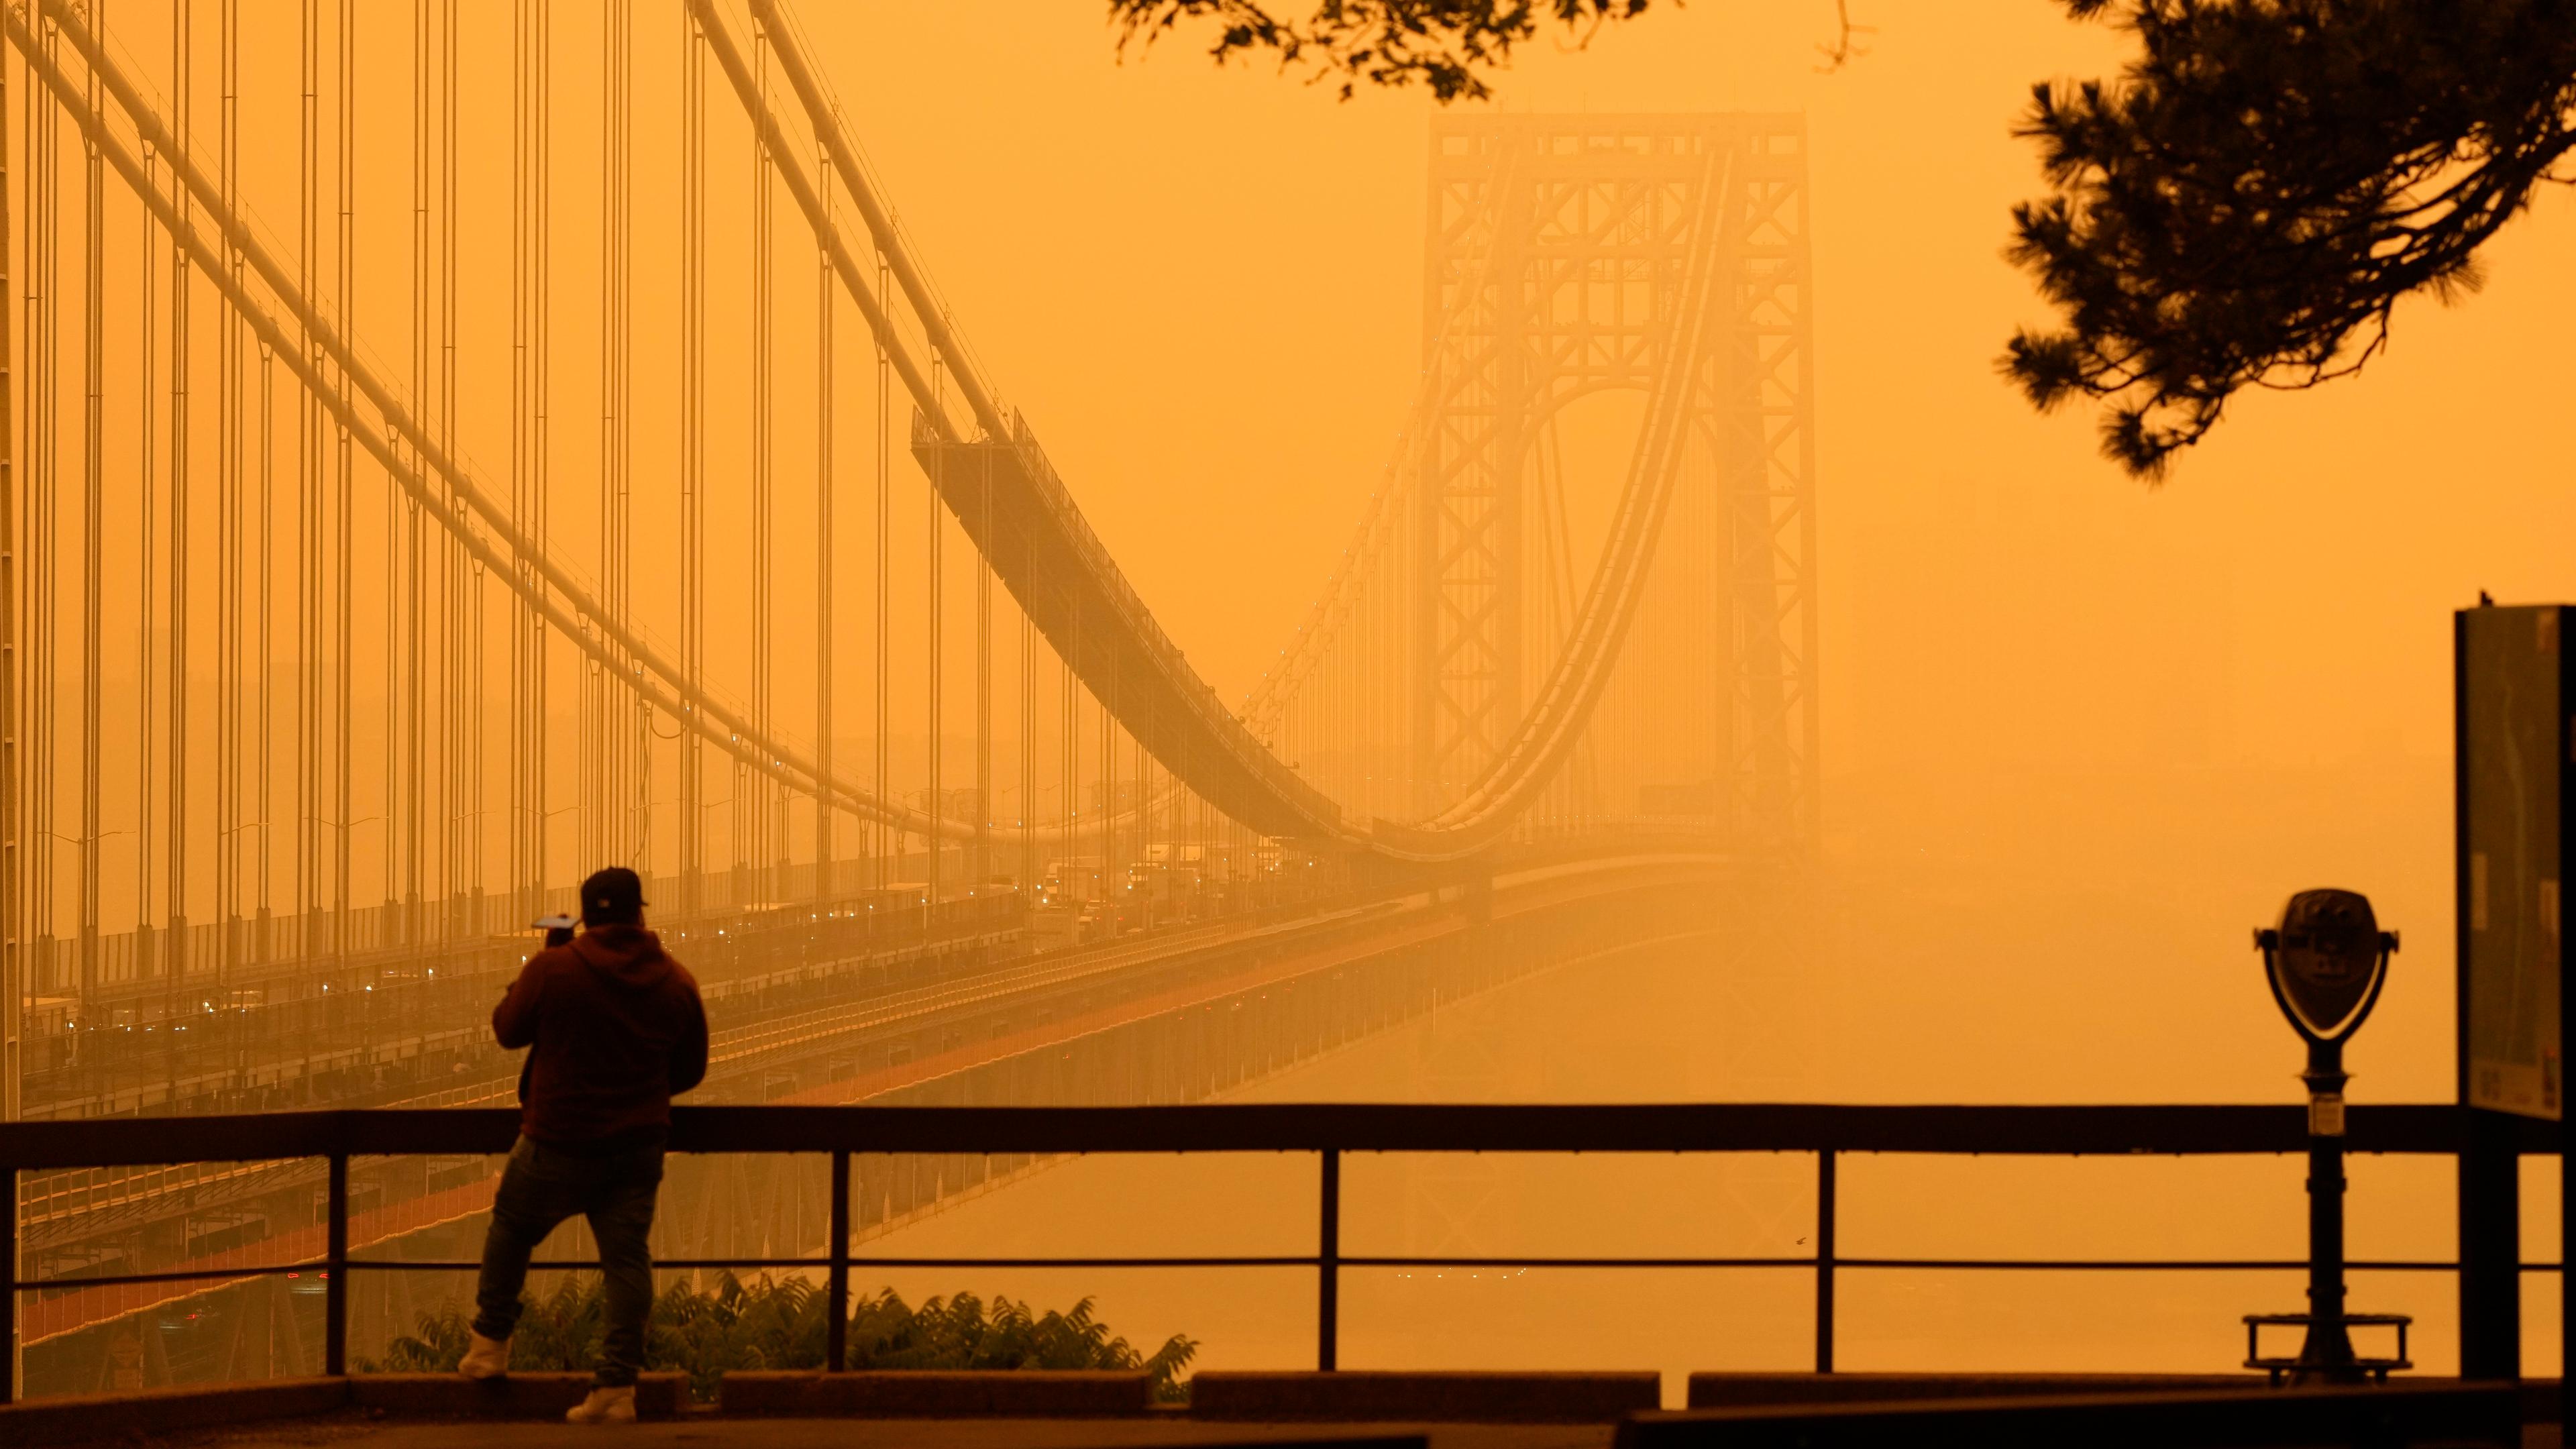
[493,923,709,1154]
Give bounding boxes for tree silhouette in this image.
[2004,0,2576,478]
[1108,1,1658,101]
[1111,3,2573,478]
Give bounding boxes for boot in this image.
[458,1332,510,1381]
[566,1385,637,1424]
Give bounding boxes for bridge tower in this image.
[1411,115,1819,851]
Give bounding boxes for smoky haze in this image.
[13,0,2571,1402]
[823,3,2543,1101]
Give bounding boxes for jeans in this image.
[472,1134,664,1387]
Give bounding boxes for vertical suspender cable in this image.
[28,21,56,1008]
[219,0,241,977]
[575,34,598,883]
[297,0,315,960]
[1061,606,1075,900]
[460,0,482,927]
[512,0,547,920]
[76,0,98,1019]
[436,0,457,924]
[1097,694,1110,901]
[678,9,703,911]
[813,130,833,896]
[238,0,271,957]
[975,448,990,890]
[447,0,468,930]
[335,0,354,969]
[134,70,154,992]
[602,0,631,870]
[926,362,943,918]
[3,0,24,1130]
[1019,543,1032,888]
[530,0,549,914]
[257,312,273,943]
[576,11,594,875]
[168,0,191,1002]
[750,21,773,900]
[872,260,888,891]
[405,0,426,941]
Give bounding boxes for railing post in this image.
[5,1162,18,1405]
[1318,1148,1340,1371]
[2455,1110,2519,1379]
[1814,1149,1836,1375]
[827,1149,851,1372]
[324,1152,348,1377]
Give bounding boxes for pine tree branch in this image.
[2004,0,2576,478]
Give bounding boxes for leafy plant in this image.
[362,1274,1198,1403]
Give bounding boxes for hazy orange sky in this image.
[776,5,2576,1358]
[790,2,2576,1098]
[800,2,2573,773]
[27,0,2576,1102]
[21,3,2576,1385]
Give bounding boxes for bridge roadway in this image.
[21,892,1241,1258]
[17,884,1034,1123]
[15,844,1739,1375]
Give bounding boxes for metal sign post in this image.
[2455,601,2573,1381]
[2246,889,2401,1384]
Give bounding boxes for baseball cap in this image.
[580,867,648,925]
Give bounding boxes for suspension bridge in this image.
[0,0,1815,1392]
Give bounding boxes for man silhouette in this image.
[460,867,708,1424]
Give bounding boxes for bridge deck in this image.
[916,426,1352,847]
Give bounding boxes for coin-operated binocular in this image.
[2245,889,2406,1383]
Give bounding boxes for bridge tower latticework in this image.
[1411,115,1818,850]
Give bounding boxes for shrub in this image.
[361,1273,1197,1403]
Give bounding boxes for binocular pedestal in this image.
[2242,1038,2410,1385]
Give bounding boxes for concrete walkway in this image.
[154,1415,1609,1449]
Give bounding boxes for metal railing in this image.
[2,1102,2561,1403]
